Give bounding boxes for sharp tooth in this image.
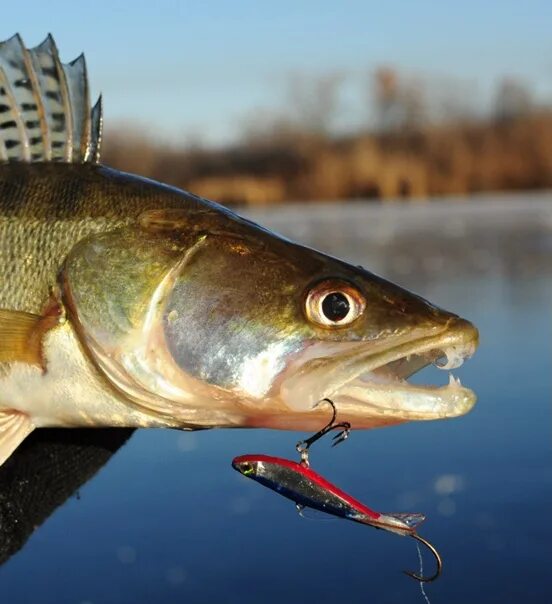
[448,373,462,388]
[435,347,466,371]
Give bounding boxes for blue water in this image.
[2,196,551,603]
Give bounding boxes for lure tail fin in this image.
[369,512,427,535]
[384,512,426,529]
[0,34,101,163]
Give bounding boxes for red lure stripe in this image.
[233,454,381,520]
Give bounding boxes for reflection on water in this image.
[2,195,551,603]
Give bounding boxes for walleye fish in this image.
[0,34,478,467]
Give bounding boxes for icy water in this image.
[1,194,551,604]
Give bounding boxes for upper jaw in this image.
[279,318,479,427]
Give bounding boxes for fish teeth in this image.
[435,346,466,371]
[448,373,462,387]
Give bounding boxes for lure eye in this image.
[241,462,254,476]
[305,280,366,328]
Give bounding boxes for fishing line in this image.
[415,540,432,604]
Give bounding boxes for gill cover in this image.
[61,212,214,421]
[61,206,309,411]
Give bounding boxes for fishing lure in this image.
[232,400,442,582]
[233,453,441,582]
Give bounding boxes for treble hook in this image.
[296,398,351,466]
[404,533,443,583]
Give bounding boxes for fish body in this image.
[0,163,198,313]
[0,35,479,467]
[232,454,424,535]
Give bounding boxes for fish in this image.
[232,454,442,582]
[0,34,479,467]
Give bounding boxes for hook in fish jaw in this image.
[296,398,351,466]
[403,533,443,583]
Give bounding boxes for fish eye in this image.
[322,292,350,321]
[305,280,366,328]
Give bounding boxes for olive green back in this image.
[0,163,210,313]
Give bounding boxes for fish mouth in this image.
[279,318,479,428]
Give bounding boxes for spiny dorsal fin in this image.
[0,34,102,163]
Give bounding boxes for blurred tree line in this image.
[103,69,552,205]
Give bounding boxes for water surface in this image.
[1,194,550,603]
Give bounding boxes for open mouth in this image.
[281,318,479,423]
[337,325,478,420]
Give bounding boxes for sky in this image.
[1,0,551,146]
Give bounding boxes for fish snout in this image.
[432,317,479,370]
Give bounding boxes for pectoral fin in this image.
[0,308,59,367]
[0,410,34,466]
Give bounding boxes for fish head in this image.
[62,204,479,431]
[232,455,261,477]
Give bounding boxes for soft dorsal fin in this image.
[0,34,102,163]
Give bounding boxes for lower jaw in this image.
[244,409,409,431]
[244,385,476,432]
[335,382,477,421]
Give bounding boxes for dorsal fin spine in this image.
[78,54,91,161]
[29,34,74,162]
[52,36,74,162]
[86,94,102,162]
[20,40,51,160]
[0,67,13,161]
[64,53,89,163]
[0,62,30,161]
[2,34,44,161]
[2,36,31,161]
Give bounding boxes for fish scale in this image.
[0,159,213,312]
